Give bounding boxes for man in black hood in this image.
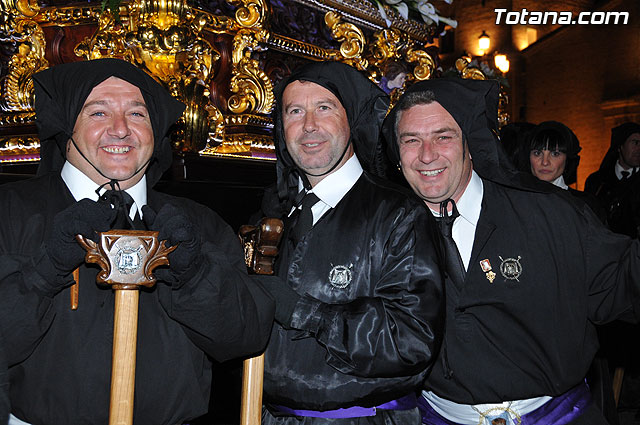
[256,60,444,424]
[383,78,640,424]
[585,122,640,237]
[0,58,274,425]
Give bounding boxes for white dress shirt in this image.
[615,161,638,180]
[428,170,483,271]
[423,169,551,423]
[61,161,147,219]
[293,155,363,225]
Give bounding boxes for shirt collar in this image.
[428,170,483,225]
[297,155,363,208]
[61,161,147,215]
[615,161,638,180]
[550,175,568,190]
[455,170,483,227]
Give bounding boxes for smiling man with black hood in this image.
[384,77,640,425]
[255,60,443,424]
[0,58,274,425]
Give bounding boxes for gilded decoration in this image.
[0,0,442,162]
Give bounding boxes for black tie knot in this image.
[621,170,631,180]
[290,191,321,243]
[438,198,460,237]
[99,190,141,230]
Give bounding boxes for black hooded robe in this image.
[383,78,640,423]
[259,61,444,425]
[0,59,275,425]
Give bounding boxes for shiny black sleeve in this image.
[156,200,275,362]
[288,206,444,378]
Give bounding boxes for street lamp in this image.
[494,53,510,73]
[478,31,490,55]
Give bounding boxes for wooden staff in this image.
[238,218,284,425]
[77,230,176,425]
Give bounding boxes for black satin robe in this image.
[0,173,274,425]
[427,179,640,405]
[262,172,444,419]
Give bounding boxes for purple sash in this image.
[271,393,417,418]
[419,383,592,425]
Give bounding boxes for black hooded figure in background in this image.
[0,58,274,425]
[383,77,640,425]
[585,122,640,238]
[255,60,444,424]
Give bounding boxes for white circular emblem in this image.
[499,255,522,281]
[328,263,353,289]
[115,246,143,275]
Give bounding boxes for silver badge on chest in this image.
[498,255,522,281]
[115,246,143,275]
[328,263,353,289]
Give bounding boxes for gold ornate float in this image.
[0,0,447,163]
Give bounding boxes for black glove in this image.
[31,198,115,295]
[257,276,301,326]
[142,204,202,286]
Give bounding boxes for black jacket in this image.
[0,173,274,425]
[427,178,640,404]
[263,172,443,412]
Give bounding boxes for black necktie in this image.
[437,198,466,287]
[290,192,320,243]
[99,190,144,230]
[621,170,630,180]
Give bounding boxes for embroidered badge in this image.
[498,255,522,281]
[328,263,353,289]
[479,259,496,284]
[115,246,143,275]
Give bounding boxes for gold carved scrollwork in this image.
[75,0,226,152]
[1,0,47,113]
[227,28,274,115]
[368,28,403,73]
[324,11,367,70]
[227,0,265,28]
[75,10,131,60]
[455,57,486,80]
[406,47,435,81]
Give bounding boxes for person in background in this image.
[585,122,640,237]
[528,120,606,222]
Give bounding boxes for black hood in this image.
[33,58,186,187]
[382,77,551,193]
[596,122,640,173]
[272,61,390,207]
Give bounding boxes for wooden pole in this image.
[109,290,140,425]
[76,230,175,425]
[240,354,264,425]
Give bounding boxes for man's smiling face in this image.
[397,101,472,210]
[68,76,154,189]
[281,80,353,186]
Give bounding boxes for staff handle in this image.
[109,290,140,425]
[238,218,284,425]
